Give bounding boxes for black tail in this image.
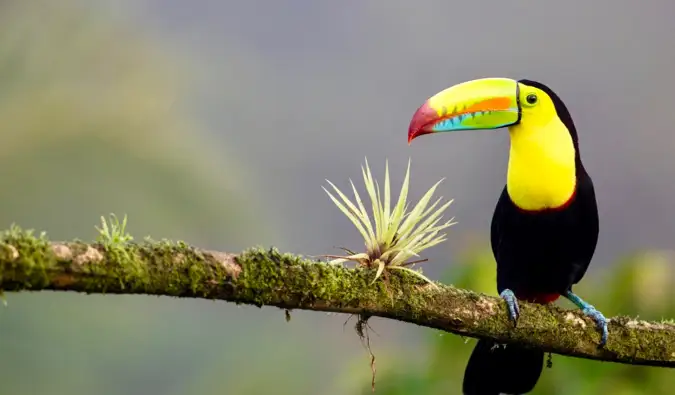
[462,339,544,395]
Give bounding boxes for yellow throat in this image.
[506,115,577,211]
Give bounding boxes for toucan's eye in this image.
[525,94,538,105]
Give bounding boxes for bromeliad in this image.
[323,158,455,288]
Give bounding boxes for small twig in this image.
[401,258,429,267]
[338,246,357,255]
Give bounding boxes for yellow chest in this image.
[506,120,577,211]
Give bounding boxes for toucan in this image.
[407,78,608,394]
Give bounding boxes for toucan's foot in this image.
[564,290,608,347]
[500,289,520,326]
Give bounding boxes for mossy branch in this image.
[0,228,674,368]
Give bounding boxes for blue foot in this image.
[500,289,520,326]
[564,290,608,347]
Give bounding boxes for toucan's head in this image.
[407,78,577,144]
[409,78,582,211]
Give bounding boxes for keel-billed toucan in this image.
[407,78,608,394]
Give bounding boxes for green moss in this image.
[0,224,227,299]
[0,225,438,315]
[0,225,54,289]
[122,240,226,298]
[230,246,435,317]
[1,226,673,366]
[0,244,16,264]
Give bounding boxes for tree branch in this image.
[1,229,673,368]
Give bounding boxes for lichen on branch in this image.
[0,225,674,368]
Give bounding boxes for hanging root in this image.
[355,314,378,393]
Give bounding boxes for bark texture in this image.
[1,228,674,368]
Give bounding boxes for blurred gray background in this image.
[142,0,675,264]
[1,1,674,394]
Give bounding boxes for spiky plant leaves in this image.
[95,213,133,245]
[323,158,455,288]
[323,181,374,247]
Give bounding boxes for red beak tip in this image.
[407,101,435,144]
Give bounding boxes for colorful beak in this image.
[408,77,521,144]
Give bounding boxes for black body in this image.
[462,80,600,395]
[491,165,599,299]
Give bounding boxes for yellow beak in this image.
[408,77,522,144]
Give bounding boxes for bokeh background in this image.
[0,1,674,394]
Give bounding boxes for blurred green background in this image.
[0,1,674,394]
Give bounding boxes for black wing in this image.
[568,170,600,285]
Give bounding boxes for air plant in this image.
[322,158,455,288]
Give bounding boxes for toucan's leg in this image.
[564,290,608,346]
[500,289,520,325]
